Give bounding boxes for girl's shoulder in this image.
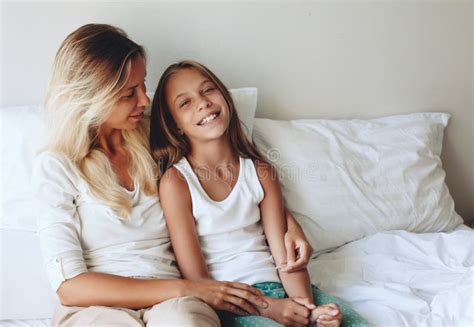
[159,165,189,194]
[251,159,275,179]
[158,166,192,208]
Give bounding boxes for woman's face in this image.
[165,68,230,142]
[102,56,150,131]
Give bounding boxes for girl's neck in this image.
[187,138,237,168]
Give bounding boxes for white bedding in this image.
[308,225,474,326]
[2,226,471,326]
[0,320,50,327]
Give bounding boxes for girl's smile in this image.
[197,111,220,126]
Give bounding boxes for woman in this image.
[33,24,313,326]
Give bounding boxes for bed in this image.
[1,91,472,326]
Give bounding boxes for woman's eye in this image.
[203,87,215,94]
[125,90,135,98]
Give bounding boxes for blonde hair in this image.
[44,23,157,218]
[150,60,264,175]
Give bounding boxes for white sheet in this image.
[308,225,474,326]
[0,319,50,326]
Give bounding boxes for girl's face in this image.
[102,56,150,131]
[165,68,230,142]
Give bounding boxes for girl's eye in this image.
[179,100,190,108]
[203,87,215,94]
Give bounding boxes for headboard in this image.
[1,1,472,221]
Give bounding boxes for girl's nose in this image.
[198,98,212,111]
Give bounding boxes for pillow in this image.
[0,87,257,233]
[0,229,58,320]
[0,105,46,232]
[252,113,463,255]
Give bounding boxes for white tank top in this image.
[173,156,280,285]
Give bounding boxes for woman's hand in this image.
[190,279,268,316]
[281,209,314,273]
[259,297,311,327]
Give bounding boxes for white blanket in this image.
[308,225,474,326]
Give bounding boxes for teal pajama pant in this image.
[218,282,371,327]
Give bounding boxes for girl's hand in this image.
[190,279,268,316]
[281,210,314,273]
[311,303,342,327]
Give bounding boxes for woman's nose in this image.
[138,88,151,107]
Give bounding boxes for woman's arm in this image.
[255,161,313,301]
[159,167,267,316]
[57,271,265,313]
[57,272,189,308]
[282,210,314,272]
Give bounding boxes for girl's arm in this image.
[159,167,209,281]
[159,167,267,316]
[282,209,314,272]
[255,161,313,301]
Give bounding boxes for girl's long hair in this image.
[44,23,157,218]
[150,60,264,176]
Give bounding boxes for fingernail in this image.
[261,301,269,308]
[330,310,339,315]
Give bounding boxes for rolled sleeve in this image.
[32,152,88,292]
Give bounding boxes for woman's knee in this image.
[145,296,220,327]
[52,304,143,326]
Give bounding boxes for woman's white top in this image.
[32,152,180,292]
[173,156,280,285]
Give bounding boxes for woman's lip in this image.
[129,112,144,122]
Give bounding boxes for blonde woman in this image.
[33,24,313,326]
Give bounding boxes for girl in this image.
[152,60,370,326]
[33,24,313,326]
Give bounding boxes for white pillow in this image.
[0,87,257,233]
[0,229,58,320]
[0,105,46,232]
[252,113,463,255]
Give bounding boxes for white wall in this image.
[1,0,472,221]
